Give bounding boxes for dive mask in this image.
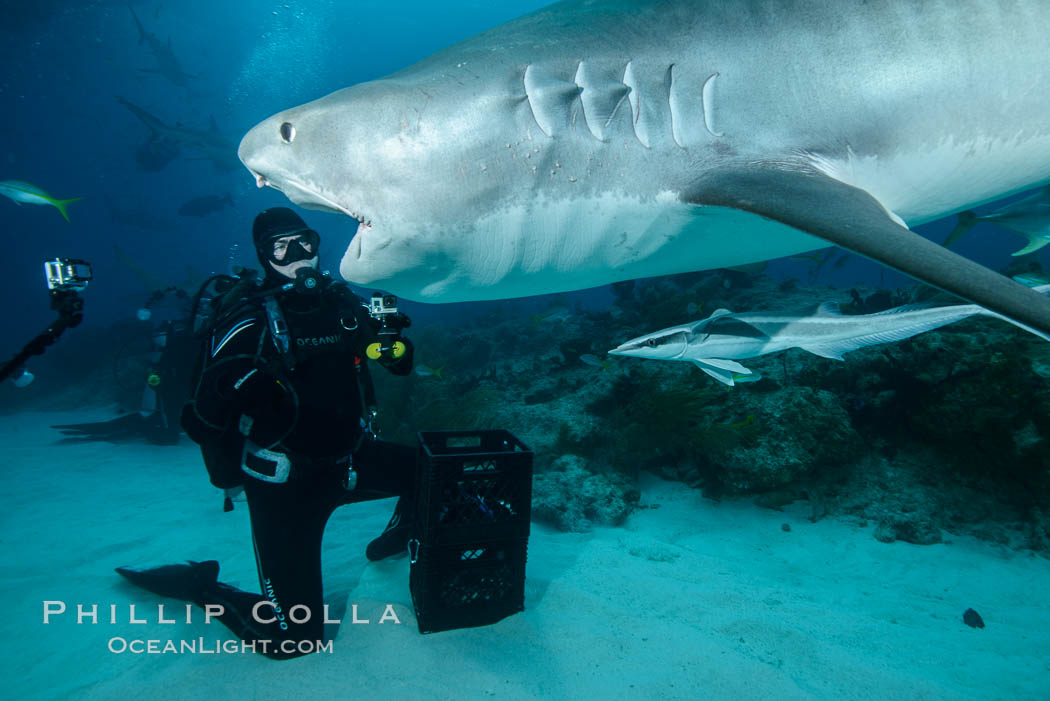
[265,229,320,265]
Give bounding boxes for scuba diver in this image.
[114,207,417,660]
[53,286,197,445]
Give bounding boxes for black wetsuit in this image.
[184,279,414,659]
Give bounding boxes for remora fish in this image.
[608,286,1050,386]
[0,180,82,222]
[943,186,1050,254]
[178,193,234,217]
[238,0,1050,337]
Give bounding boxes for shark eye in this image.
[646,338,658,347]
[280,122,296,144]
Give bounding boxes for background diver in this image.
[52,286,198,445]
[114,207,417,659]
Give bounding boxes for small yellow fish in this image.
[579,353,612,370]
[730,372,762,384]
[414,365,444,379]
[727,414,755,428]
[1012,272,1050,287]
[0,180,83,222]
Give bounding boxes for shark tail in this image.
[129,6,146,44]
[51,197,84,223]
[943,210,978,247]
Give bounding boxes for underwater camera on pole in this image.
[1,258,92,388]
[365,291,411,362]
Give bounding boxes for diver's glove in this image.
[386,312,411,332]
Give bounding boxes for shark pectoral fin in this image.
[692,360,737,386]
[796,343,848,361]
[691,357,753,386]
[1012,237,1050,257]
[689,166,1050,337]
[943,211,978,247]
[699,357,752,374]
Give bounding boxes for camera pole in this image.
[0,289,85,384]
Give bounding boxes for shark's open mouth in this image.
[249,168,373,227]
[249,168,373,262]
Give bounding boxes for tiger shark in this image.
[238,0,1050,335]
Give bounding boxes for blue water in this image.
[2,0,558,349]
[4,4,1050,698]
[2,0,1044,356]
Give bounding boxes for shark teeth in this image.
[348,210,372,227]
[247,167,374,227]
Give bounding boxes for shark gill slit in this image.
[605,86,632,131]
[667,64,687,149]
[701,73,724,138]
[522,64,552,137]
[573,62,602,141]
[622,61,648,148]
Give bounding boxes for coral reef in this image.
[375,269,1050,551]
[531,455,640,532]
[20,263,1049,552]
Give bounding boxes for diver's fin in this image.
[1011,237,1050,257]
[115,560,219,602]
[366,497,412,561]
[687,166,1050,338]
[53,413,148,439]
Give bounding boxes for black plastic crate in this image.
[409,537,527,634]
[415,430,533,546]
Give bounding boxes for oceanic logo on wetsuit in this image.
[262,578,289,631]
[295,334,341,347]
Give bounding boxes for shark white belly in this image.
[238,0,1050,335]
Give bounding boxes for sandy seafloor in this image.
[2,409,1048,700]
